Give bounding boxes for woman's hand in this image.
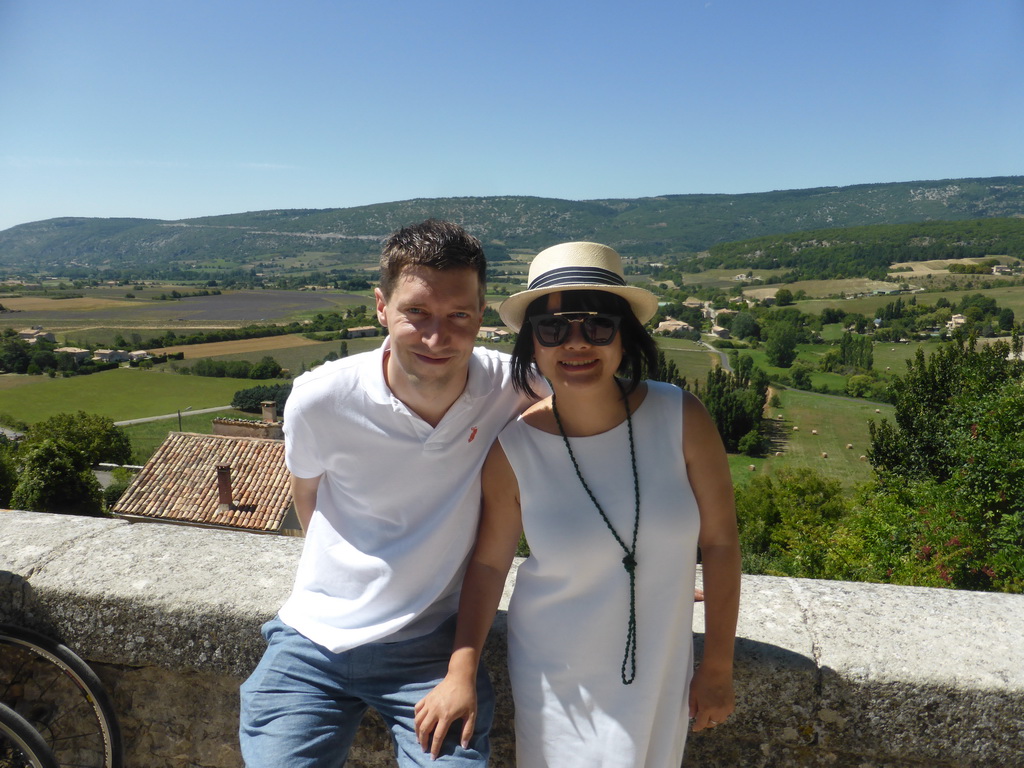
[414,674,478,760]
[688,663,735,732]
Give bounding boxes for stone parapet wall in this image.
[1,509,1022,767]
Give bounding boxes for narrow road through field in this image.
[114,405,233,426]
[699,340,733,372]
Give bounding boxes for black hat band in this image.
[528,266,626,291]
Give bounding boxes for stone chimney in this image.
[216,465,234,511]
[261,401,278,423]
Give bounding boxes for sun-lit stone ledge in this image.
[1,508,1022,768]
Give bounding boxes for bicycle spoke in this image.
[0,628,121,768]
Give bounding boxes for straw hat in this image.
[498,242,659,332]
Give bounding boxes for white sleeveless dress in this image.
[500,381,700,768]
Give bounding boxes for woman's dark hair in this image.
[510,289,659,398]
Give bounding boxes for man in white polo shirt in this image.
[240,220,535,767]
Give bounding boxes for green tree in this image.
[249,355,283,379]
[731,312,760,341]
[858,336,1024,592]
[11,439,104,516]
[774,288,794,306]
[764,322,799,367]
[0,338,31,373]
[26,411,132,466]
[0,443,18,507]
[737,429,763,457]
[789,361,814,390]
[700,366,767,452]
[735,467,850,578]
[231,383,292,414]
[868,337,1022,481]
[846,374,873,398]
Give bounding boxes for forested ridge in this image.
[1,175,1022,275]
[688,217,1024,281]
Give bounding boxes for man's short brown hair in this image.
[379,220,487,304]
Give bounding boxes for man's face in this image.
[375,265,485,398]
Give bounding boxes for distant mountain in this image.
[1,176,1022,274]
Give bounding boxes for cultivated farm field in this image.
[160,333,327,360]
[0,288,373,336]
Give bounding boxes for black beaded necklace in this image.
[550,378,639,685]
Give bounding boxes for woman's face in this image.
[530,291,624,391]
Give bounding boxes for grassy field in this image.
[656,337,718,383]
[0,368,264,424]
[728,387,891,489]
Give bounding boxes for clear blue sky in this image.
[1,0,1022,232]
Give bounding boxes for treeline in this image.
[180,356,284,380]
[0,334,119,377]
[231,383,292,414]
[669,217,1024,282]
[0,331,184,377]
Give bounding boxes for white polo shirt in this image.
[279,339,534,653]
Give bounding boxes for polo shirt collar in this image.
[363,338,393,405]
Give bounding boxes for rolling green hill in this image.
[2,176,1022,277]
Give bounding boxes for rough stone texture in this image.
[2,509,1023,768]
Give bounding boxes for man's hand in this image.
[413,675,477,760]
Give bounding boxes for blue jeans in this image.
[239,615,493,767]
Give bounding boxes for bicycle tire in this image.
[0,701,59,768]
[0,625,123,768]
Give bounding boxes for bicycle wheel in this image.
[0,701,59,768]
[0,626,122,768]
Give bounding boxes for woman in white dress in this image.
[415,242,741,767]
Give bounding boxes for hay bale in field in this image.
[811,429,818,435]
[846,443,854,450]
[821,452,829,459]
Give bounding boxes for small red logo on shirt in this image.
[468,426,479,443]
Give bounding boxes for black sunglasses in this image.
[530,312,622,347]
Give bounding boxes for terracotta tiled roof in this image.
[113,432,292,532]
